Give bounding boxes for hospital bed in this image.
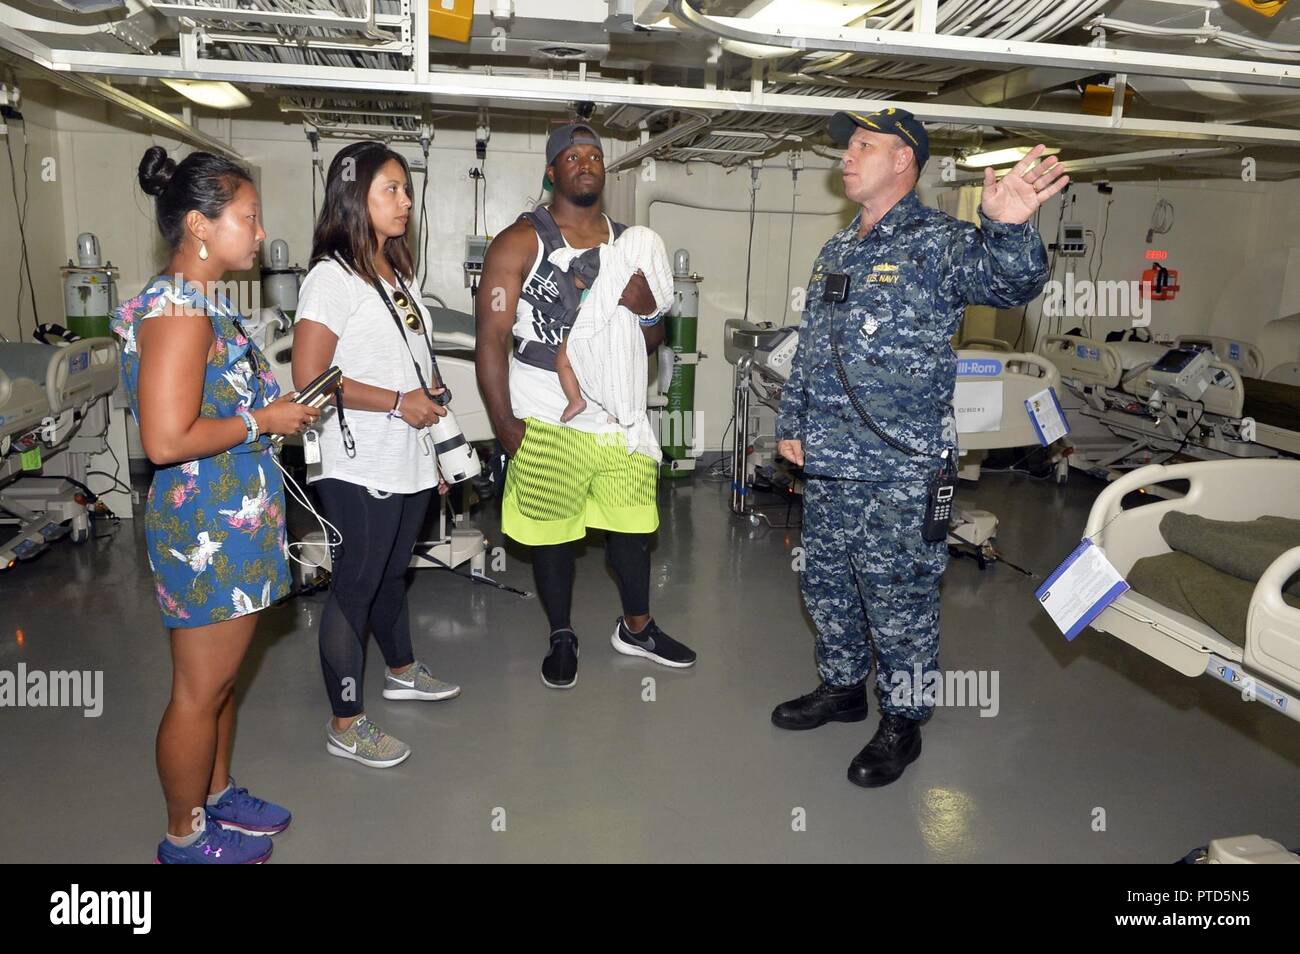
[1176,319,1300,388]
[948,342,1065,561]
[0,337,120,567]
[1173,335,1265,378]
[723,322,1066,561]
[1084,458,1300,724]
[1038,333,1300,484]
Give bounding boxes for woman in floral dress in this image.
[112,146,319,864]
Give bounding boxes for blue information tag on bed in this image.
[1025,386,1069,446]
[1035,539,1129,641]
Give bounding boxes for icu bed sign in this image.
[69,352,88,375]
[1076,344,1100,361]
[954,359,1004,434]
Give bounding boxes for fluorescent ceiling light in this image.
[959,146,1060,168]
[162,79,252,110]
[722,0,881,59]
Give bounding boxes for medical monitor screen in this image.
[1150,348,1199,374]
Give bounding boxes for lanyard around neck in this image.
[369,268,451,406]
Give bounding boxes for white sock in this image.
[165,825,204,848]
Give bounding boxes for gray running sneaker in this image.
[326,715,411,769]
[383,661,461,702]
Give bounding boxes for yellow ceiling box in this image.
[1081,82,1134,117]
[429,0,473,43]
[1231,0,1289,17]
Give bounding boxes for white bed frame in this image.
[1038,334,1300,484]
[0,338,121,565]
[1085,459,1300,722]
[949,347,1065,558]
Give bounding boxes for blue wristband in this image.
[639,312,665,327]
[238,410,258,444]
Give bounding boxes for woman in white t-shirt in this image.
[292,141,460,769]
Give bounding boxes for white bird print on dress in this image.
[223,368,256,409]
[231,580,272,616]
[168,531,223,573]
[219,466,270,529]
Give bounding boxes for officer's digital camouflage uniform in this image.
[778,190,1048,718]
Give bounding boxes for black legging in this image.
[533,531,651,634]
[315,479,433,718]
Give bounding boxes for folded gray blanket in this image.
[1128,552,1300,648]
[1159,512,1300,598]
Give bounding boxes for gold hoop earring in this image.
[198,241,209,261]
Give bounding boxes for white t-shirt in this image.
[509,213,620,435]
[296,257,440,495]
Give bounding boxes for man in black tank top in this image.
[475,122,698,689]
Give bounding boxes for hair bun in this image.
[138,146,177,197]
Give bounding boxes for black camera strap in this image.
[367,264,452,406]
[334,385,355,458]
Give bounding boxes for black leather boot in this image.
[847,713,923,788]
[771,681,869,730]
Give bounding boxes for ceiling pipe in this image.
[605,108,712,173]
[665,0,1300,90]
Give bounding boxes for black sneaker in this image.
[610,617,697,669]
[771,681,869,731]
[541,630,579,690]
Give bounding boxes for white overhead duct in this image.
[651,0,1115,166]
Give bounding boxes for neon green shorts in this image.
[501,417,660,545]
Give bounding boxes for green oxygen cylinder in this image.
[659,248,703,478]
[61,233,118,340]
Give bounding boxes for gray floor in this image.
[2,468,1297,863]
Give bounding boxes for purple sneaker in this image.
[206,778,292,836]
[155,814,273,864]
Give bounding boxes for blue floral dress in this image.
[111,276,291,629]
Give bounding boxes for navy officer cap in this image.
[829,108,929,170]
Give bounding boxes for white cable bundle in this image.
[548,225,675,461]
[1146,194,1174,244]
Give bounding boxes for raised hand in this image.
[980,145,1070,225]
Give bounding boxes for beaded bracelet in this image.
[238,410,259,444]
